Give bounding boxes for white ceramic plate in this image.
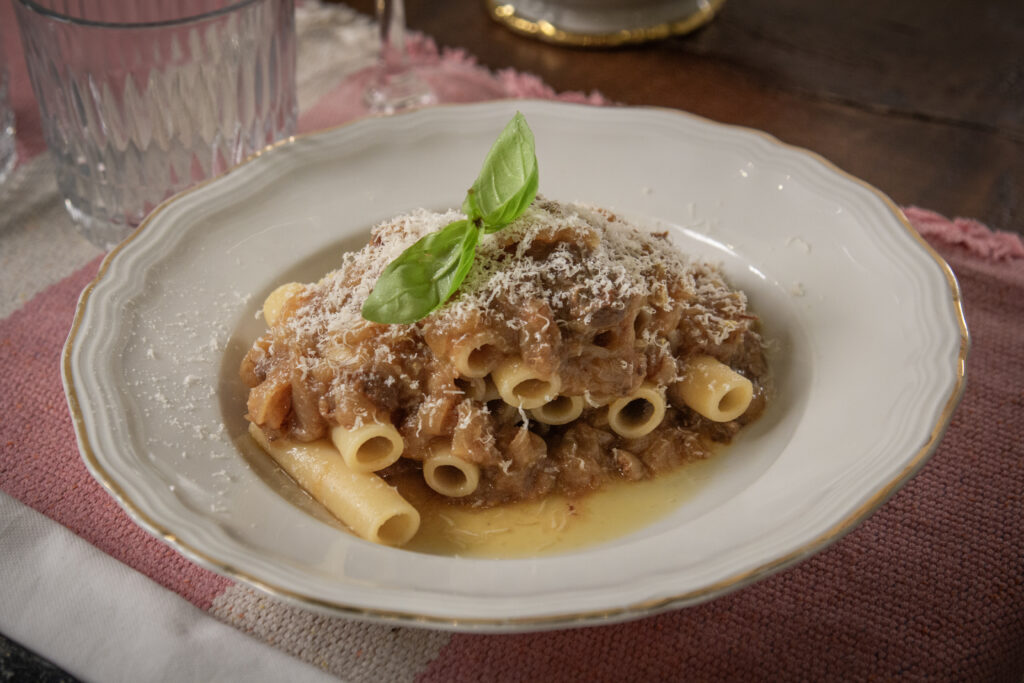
[64,101,967,631]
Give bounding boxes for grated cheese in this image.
[278,199,743,352]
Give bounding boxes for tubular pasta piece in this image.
[423,443,481,498]
[262,282,304,327]
[530,395,584,425]
[330,422,404,473]
[491,357,562,409]
[607,384,667,439]
[248,423,419,546]
[451,333,504,378]
[676,355,753,422]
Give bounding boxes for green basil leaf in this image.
[483,164,537,234]
[361,113,540,325]
[462,112,538,229]
[362,219,479,324]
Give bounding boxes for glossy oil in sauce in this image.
[397,454,719,558]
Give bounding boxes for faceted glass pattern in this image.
[15,0,297,248]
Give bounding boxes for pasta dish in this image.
[241,198,768,547]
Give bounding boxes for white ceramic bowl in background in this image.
[485,0,726,46]
[63,100,967,631]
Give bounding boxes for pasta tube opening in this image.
[373,510,421,547]
[492,358,562,409]
[330,423,404,473]
[608,385,666,439]
[592,330,615,348]
[424,450,481,498]
[459,343,502,378]
[530,395,584,425]
[676,355,754,422]
[718,386,752,417]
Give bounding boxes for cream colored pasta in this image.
[330,422,404,473]
[491,357,562,409]
[423,444,481,498]
[249,423,419,546]
[530,395,584,425]
[261,282,303,327]
[676,355,754,422]
[607,384,667,439]
[451,332,503,378]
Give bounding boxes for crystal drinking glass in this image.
[15,0,298,249]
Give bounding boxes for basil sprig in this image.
[362,113,538,324]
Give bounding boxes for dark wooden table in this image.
[350,0,1023,235]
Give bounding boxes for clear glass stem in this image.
[378,0,405,71]
[364,0,435,114]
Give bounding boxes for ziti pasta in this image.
[241,198,768,546]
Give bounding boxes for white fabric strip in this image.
[0,491,340,683]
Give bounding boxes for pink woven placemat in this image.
[2,11,1022,681]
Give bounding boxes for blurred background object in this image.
[364,0,436,113]
[485,0,724,46]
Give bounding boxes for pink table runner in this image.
[2,2,1022,680]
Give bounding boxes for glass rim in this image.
[14,0,268,29]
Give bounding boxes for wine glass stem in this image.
[365,0,435,113]
[378,0,408,72]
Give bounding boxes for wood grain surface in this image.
[348,0,1024,234]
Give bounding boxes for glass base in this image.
[64,198,135,251]
[364,67,437,115]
